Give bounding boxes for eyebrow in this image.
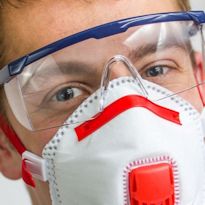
[22,60,99,91]
[56,61,97,76]
[128,38,190,60]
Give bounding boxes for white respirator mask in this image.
[23,55,205,205]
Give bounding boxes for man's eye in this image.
[52,87,82,102]
[145,66,169,77]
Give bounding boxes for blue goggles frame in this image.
[0,11,205,84]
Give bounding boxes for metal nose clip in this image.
[99,55,149,112]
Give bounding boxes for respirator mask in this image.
[1,11,205,205]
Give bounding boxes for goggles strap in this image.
[0,115,25,155]
[0,115,36,187]
[194,60,205,106]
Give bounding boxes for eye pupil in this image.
[146,66,163,77]
[56,87,74,101]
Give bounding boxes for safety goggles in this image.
[0,11,205,131]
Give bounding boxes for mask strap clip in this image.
[22,151,48,187]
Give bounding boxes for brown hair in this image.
[178,0,191,11]
[0,0,27,8]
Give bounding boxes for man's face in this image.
[4,0,184,155]
[2,0,203,203]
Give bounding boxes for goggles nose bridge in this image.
[105,58,133,80]
[99,55,149,111]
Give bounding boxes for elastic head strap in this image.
[0,115,35,187]
[0,115,25,155]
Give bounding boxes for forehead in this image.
[2,0,179,65]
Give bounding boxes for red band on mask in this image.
[75,95,181,141]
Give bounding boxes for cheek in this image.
[6,103,58,155]
[177,63,204,112]
[17,126,58,156]
[179,87,203,113]
[26,128,58,155]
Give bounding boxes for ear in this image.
[0,129,22,180]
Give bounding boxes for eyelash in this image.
[144,65,170,77]
[139,60,178,79]
[40,82,91,107]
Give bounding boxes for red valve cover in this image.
[129,163,175,205]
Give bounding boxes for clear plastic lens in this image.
[4,21,205,130]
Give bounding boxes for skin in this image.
[0,0,204,205]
